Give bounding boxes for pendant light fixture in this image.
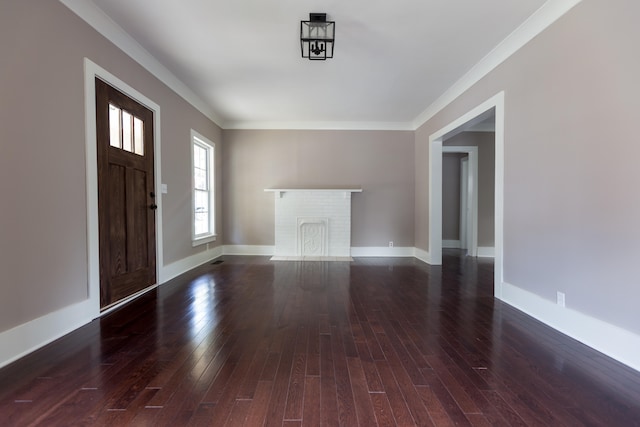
[300,13,335,60]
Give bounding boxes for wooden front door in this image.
[96,78,157,309]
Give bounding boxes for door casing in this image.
[428,92,504,298]
[460,155,469,252]
[84,58,163,316]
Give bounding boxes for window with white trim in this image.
[191,130,215,245]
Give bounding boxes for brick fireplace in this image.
[265,188,362,260]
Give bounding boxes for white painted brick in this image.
[271,190,356,257]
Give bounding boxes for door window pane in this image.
[108,104,144,156]
[133,117,144,155]
[122,110,133,152]
[109,104,121,148]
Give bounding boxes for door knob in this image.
[149,204,158,210]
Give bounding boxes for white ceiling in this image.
[69,0,559,129]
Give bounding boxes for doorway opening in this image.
[84,59,163,315]
[442,146,478,257]
[428,92,504,297]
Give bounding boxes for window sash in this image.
[192,132,215,243]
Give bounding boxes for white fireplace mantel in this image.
[265,188,362,198]
[265,187,362,260]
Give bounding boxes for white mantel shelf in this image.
[265,188,362,198]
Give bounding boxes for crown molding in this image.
[60,0,582,132]
[223,120,415,131]
[59,0,226,127]
[412,0,583,130]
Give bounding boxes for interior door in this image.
[95,78,156,309]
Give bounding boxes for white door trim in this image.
[460,156,469,251]
[83,58,164,316]
[428,92,504,298]
[443,146,478,257]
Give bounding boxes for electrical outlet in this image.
[557,291,565,308]
[389,241,394,248]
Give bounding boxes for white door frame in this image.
[84,58,164,316]
[443,147,478,257]
[459,156,469,251]
[428,92,504,297]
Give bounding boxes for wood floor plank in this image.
[1,252,639,426]
[301,375,321,427]
[223,399,251,427]
[466,413,493,427]
[182,341,258,427]
[359,320,387,361]
[243,381,273,427]
[420,367,469,426]
[330,325,359,427]
[305,321,321,377]
[319,334,339,426]
[264,327,297,427]
[415,385,456,427]
[375,333,433,426]
[481,390,528,427]
[370,392,397,427]
[260,352,281,381]
[375,361,417,426]
[355,340,384,392]
[375,317,427,386]
[283,353,306,421]
[236,337,271,399]
[424,356,481,415]
[347,356,379,426]
[92,387,159,426]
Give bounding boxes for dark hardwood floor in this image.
[1,250,640,426]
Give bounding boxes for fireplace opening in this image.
[297,218,328,257]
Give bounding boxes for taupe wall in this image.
[0,0,222,333]
[415,0,640,334]
[444,132,495,247]
[222,130,415,247]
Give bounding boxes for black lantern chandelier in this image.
[300,13,335,60]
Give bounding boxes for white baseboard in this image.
[351,246,415,257]
[222,245,424,260]
[443,239,461,249]
[0,299,96,369]
[223,245,275,256]
[477,246,495,258]
[441,243,494,257]
[161,245,224,283]
[413,247,431,265]
[501,281,640,373]
[222,245,424,259]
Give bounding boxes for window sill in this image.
[192,235,217,247]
